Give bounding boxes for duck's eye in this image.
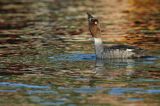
[94,21,98,24]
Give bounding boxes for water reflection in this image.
[0,54,159,105]
[0,0,160,105]
[108,87,160,95]
[50,53,159,83]
[0,82,49,89]
[94,59,135,79]
[0,80,160,105]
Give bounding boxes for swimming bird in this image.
[87,13,146,59]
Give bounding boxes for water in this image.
[0,0,160,106]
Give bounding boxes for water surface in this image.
[0,0,160,106]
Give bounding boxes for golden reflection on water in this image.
[96,0,160,50]
[0,0,160,106]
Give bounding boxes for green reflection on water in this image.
[0,0,160,106]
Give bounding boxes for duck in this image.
[87,13,146,59]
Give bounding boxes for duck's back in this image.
[102,44,145,58]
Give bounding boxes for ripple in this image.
[146,89,160,94]
[108,87,143,95]
[73,86,103,94]
[0,89,17,93]
[0,82,49,89]
[49,53,96,61]
[132,79,160,82]
[127,98,144,102]
[27,90,57,95]
[108,87,160,95]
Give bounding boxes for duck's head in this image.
[87,12,99,26]
[87,12,101,38]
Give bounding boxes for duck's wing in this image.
[107,44,142,51]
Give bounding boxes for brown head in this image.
[87,13,101,38]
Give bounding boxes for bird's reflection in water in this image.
[93,58,137,79]
[50,53,158,79]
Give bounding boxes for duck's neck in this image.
[94,38,104,58]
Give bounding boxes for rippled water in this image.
[0,0,160,106]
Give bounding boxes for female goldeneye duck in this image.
[87,12,147,59]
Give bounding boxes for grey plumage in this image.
[102,45,145,58]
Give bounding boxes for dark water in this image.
[0,0,160,106]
